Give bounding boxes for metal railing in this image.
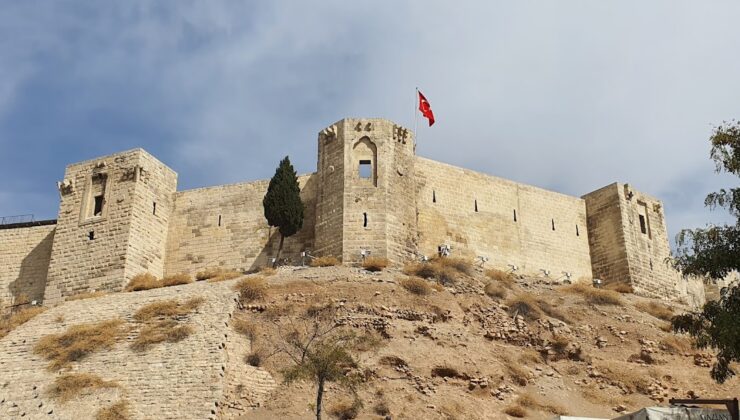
[0,214,35,225]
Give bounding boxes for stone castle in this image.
[0,118,705,310]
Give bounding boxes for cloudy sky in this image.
[1,1,737,242]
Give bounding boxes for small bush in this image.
[232,318,257,340]
[516,392,568,415]
[160,273,193,287]
[504,405,527,417]
[124,273,160,292]
[209,271,242,283]
[550,334,570,358]
[660,335,692,354]
[434,257,473,275]
[133,297,204,322]
[362,257,389,272]
[234,277,268,302]
[402,258,470,286]
[636,301,674,321]
[328,398,362,420]
[485,268,514,287]
[561,282,623,305]
[604,281,634,294]
[309,256,341,267]
[484,282,507,299]
[196,267,221,281]
[502,355,530,386]
[431,365,464,379]
[245,352,262,367]
[131,320,193,352]
[66,291,107,301]
[48,373,118,402]
[507,294,543,321]
[379,355,408,369]
[373,401,390,416]
[399,277,431,295]
[34,319,124,370]
[259,266,277,276]
[196,267,241,282]
[96,400,130,420]
[0,306,45,339]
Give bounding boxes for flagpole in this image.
[414,87,419,149]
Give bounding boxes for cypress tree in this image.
[263,156,304,266]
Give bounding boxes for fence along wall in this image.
[0,223,56,311]
[164,174,318,275]
[415,157,593,281]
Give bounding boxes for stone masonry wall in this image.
[583,183,631,285]
[0,224,55,311]
[164,174,317,275]
[314,122,346,259]
[415,157,593,281]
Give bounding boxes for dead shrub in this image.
[484,282,507,299]
[379,355,408,369]
[124,273,160,291]
[402,258,468,286]
[536,298,570,323]
[516,392,568,415]
[503,405,527,417]
[245,352,262,367]
[131,320,193,352]
[561,282,623,305]
[309,256,341,267]
[506,293,544,321]
[234,277,268,302]
[0,306,45,339]
[636,301,674,321]
[485,268,514,287]
[660,335,692,354]
[96,400,130,420]
[48,373,118,402]
[518,348,542,365]
[34,319,124,370]
[628,350,660,365]
[328,398,362,420]
[502,355,531,386]
[66,291,107,301]
[362,257,389,272]
[605,281,634,294]
[208,270,242,283]
[399,277,432,295]
[160,273,193,287]
[434,257,473,275]
[566,365,580,375]
[550,334,570,359]
[431,365,465,379]
[597,361,652,394]
[373,401,390,416]
[197,267,241,282]
[133,297,204,322]
[259,266,277,276]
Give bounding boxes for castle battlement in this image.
[0,118,705,309]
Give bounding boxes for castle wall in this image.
[45,149,177,304]
[314,124,346,259]
[0,223,56,311]
[582,183,631,285]
[415,157,593,281]
[164,174,317,275]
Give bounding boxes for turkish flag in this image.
[418,90,435,126]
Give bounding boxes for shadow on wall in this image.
[9,229,54,306]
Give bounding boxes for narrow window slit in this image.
[363,212,368,228]
[551,219,556,231]
[513,209,517,222]
[218,215,222,227]
[88,231,95,240]
[432,190,436,203]
[474,200,478,212]
[576,224,579,236]
[153,202,157,215]
[93,195,104,216]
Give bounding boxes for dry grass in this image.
[485,268,514,287]
[516,392,568,415]
[48,373,118,402]
[133,297,204,322]
[373,401,390,416]
[131,320,193,352]
[549,334,570,359]
[208,271,242,283]
[431,365,464,379]
[604,281,634,294]
[160,273,193,287]
[561,282,623,305]
[0,306,45,339]
[379,355,409,369]
[66,291,108,301]
[232,318,258,340]
[196,267,242,282]
[506,293,544,321]
[362,257,389,272]
[34,319,124,370]
[124,273,160,291]
[636,301,674,321]
[234,277,268,302]
[403,261,458,285]
[660,335,692,354]
[259,266,277,276]
[328,398,361,420]
[518,348,542,365]
[596,361,652,394]
[96,400,130,420]
[245,352,262,367]
[501,355,531,386]
[399,277,432,295]
[503,405,527,417]
[309,255,341,267]
[484,282,507,299]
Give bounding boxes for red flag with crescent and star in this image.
[418,90,435,126]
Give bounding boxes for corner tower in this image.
[45,149,177,304]
[314,118,417,264]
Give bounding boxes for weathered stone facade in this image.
[0,117,704,308]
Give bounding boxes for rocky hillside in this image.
[0,262,738,420]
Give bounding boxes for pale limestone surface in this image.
[0,117,705,309]
[0,279,276,419]
[0,224,55,308]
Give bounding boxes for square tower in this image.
[314,118,417,264]
[45,149,177,304]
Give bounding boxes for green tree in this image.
[263,156,304,266]
[672,120,740,383]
